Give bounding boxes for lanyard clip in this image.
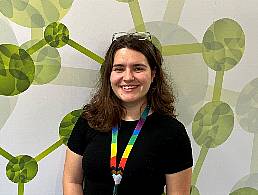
[113,184,118,195]
[112,173,122,185]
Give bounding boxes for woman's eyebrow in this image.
[133,63,148,67]
[112,63,147,67]
[112,64,124,67]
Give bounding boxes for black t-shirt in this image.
[67,112,193,195]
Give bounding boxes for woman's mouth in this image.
[121,85,138,91]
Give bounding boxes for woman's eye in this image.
[134,67,144,72]
[113,67,124,72]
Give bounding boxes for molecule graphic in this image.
[0,0,256,195]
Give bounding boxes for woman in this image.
[63,32,193,195]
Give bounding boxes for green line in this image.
[212,71,225,101]
[205,85,239,107]
[162,43,203,56]
[26,39,47,55]
[163,0,186,24]
[0,147,14,161]
[128,0,146,32]
[250,133,258,173]
[191,146,209,186]
[67,39,104,65]
[34,139,63,162]
[18,183,24,195]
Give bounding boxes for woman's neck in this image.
[122,100,147,121]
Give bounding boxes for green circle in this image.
[191,185,200,195]
[192,101,234,148]
[230,187,258,195]
[202,18,245,71]
[44,22,69,48]
[0,0,74,28]
[21,39,61,84]
[236,78,258,133]
[59,109,83,145]
[6,155,38,183]
[0,44,35,96]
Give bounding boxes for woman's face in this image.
[110,48,155,107]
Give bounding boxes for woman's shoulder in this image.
[150,112,185,128]
[75,115,89,127]
[148,112,188,138]
[75,115,109,135]
[72,115,100,137]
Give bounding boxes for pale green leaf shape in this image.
[202,18,245,71]
[12,0,29,11]
[0,44,35,96]
[21,39,61,85]
[230,187,258,195]
[26,4,45,28]
[59,109,83,145]
[3,0,74,28]
[59,0,73,9]
[0,0,13,18]
[235,78,258,133]
[192,101,234,148]
[42,0,60,23]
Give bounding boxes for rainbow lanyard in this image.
[110,105,150,195]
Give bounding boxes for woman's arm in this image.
[63,148,84,195]
[165,167,192,195]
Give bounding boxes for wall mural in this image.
[0,0,256,195]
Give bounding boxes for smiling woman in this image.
[110,48,155,114]
[63,33,193,195]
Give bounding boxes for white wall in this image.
[0,1,258,194]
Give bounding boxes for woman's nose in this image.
[123,69,134,81]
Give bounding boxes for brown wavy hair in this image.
[83,34,176,132]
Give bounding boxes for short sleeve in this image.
[67,116,89,156]
[159,120,193,174]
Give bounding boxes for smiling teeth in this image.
[122,86,137,90]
